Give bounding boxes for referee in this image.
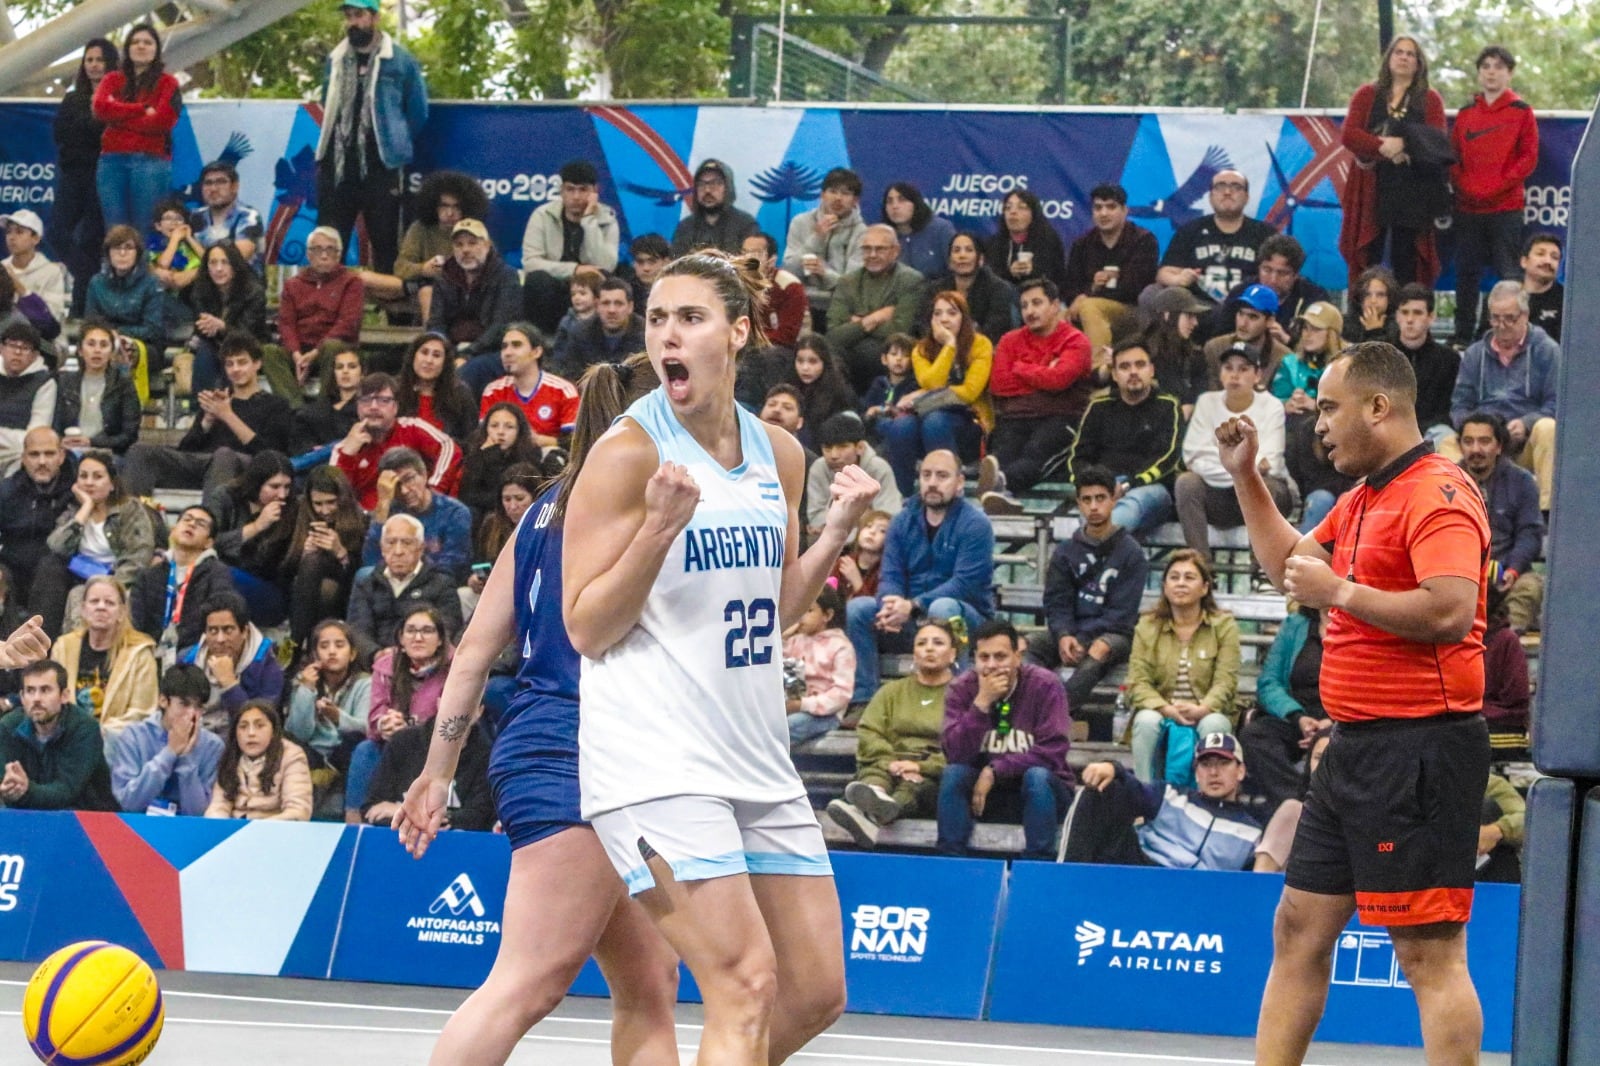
[1216,342,1492,1065]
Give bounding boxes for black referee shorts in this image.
[1285,712,1490,926]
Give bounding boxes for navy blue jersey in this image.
[490,485,581,777]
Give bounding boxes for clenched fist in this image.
[822,464,881,538]
[643,462,701,540]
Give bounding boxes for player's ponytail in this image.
[554,351,658,521]
[660,249,771,352]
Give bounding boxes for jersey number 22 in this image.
[724,598,776,668]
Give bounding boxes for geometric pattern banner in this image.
[0,102,1584,291]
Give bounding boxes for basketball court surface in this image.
[0,962,1510,1065]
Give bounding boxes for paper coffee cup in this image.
[1104,265,1120,290]
[1016,251,1034,269]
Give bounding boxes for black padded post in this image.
[1535,102,1600,775]
[1514,778,1576,1064]
[1563,789,1600,1062]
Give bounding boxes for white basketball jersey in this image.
[579,388,804,818]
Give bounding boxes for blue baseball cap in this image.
[1236,283,1280,316]
[340,0,380,10]
[1195,732,1244,765]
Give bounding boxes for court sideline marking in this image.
[0,982,1342,1066]
[0,1010,1267,1066]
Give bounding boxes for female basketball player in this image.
[394,353,681,1066]
[562,250,880,1065]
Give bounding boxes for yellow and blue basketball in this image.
[20,941,164,1065]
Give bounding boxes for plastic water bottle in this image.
[1112,685,1132,741]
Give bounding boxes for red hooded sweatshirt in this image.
[1451,88,1539,215]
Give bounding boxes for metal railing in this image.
[729,14,1072,106]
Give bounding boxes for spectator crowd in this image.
[0,16,1543,882]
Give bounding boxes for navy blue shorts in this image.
[488,755,584,851]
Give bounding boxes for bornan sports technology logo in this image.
[849,904,929,964]
[0,853,21,912]
[405,873,501,946]
[1072,918,1225,974]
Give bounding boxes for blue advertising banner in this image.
[330,823,510,988]
[832,851,1006,1019]
[0,100,1582,292]
[0,811,1520,1050]
[988,862,1516,1052]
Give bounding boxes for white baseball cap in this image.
[0,210,44,238]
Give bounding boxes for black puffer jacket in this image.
[53,366,142,453]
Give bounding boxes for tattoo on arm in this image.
[437,715,470,743]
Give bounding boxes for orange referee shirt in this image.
[1311,444,1491,722]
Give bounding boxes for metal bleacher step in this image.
[820,817,1026,853]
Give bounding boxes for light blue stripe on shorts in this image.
[745,850,832,877]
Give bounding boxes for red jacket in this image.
[334,418,463,508]
[1451,89,1539,214]
[1337,82,1447,290]
[988,320,1092,420]
[92,72,181,158]
[763,272,809,349]
[278,267,364,354]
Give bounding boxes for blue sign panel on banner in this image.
[990,862,1277,1035]
[989,863,1515,1052]
[831,851,1005,1019]
[1319,881,1516,1051]
[0,812,164,968]
[331,826,511,988]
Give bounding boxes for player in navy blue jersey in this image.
[394,352,680,1066]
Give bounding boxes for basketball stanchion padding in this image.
[1514,778,1576,1065]
[1560,788,1600,1064]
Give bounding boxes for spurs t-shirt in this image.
[1311,444,1490,722]
[1160,215,1277,302]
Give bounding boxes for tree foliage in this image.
[9,0,1600,108]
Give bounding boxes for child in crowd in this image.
[1342,265,1400,344]
[783,583,856,747]
[458,402,542,525]
[205,698,312,821]
[834,509,890,600]
[786,333,857,451]
[284,619,373,783]
[861,333,917,433]
[550,272,599,369]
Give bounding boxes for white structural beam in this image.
[0,0,317,96]
[0,0,163,94]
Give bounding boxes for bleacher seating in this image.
[799,474,1541,857]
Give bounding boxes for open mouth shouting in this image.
[663,357,690,401]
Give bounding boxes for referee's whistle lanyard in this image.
[1344,492,1371,584]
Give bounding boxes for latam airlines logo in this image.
[1072,918,1226,974]
[849,904,929,963]
[0,853,21,912]
[404,873,501,947]
[1075,920,1105,964]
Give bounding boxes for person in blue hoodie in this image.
[1064,731,1262,870]
[108,663,222,815]
[1449,279,1559,511]
[1027,465,1148,730]
[176,591,284,734]
[845,448,994,705]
